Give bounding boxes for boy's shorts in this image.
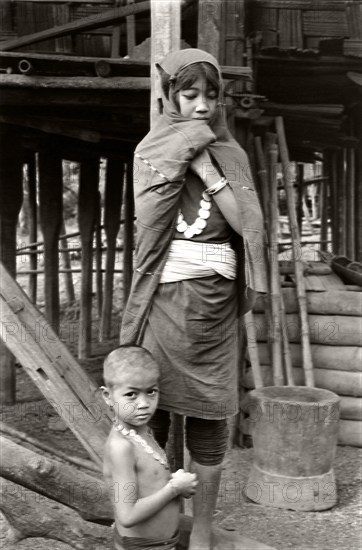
[114,525,179,550]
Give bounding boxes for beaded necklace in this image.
[113,420,169,470]
[176,191,212,239]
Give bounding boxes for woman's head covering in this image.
[155,48,226,137]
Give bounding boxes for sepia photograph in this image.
[0,1,361,549]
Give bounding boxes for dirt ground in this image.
[1,248,361,550]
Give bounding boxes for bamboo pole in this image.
[268,143,284,386]
[27,155,38,304]
[276,116,314,387]
[254,136,269,219]
[99,159,124,341]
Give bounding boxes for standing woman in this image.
[121,49,267,549]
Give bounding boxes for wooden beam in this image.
[0,261,112,463]
[0,74,150,89]
[26,155,38,303]
[0,1,151,52]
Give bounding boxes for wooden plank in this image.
[0,1,151,51]
[0,262,111,463]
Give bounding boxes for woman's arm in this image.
[190,150,243,236]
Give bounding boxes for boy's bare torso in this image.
[103,429,180,540]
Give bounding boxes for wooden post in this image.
[123,159,134,304]
[60,220,75,304]
[150,0,181,125]
[27,154,38,303]
[95,192,103,318]
[276,117,314,387]
[330,150,339,254]
[338,148,347,256]
[38,150,63,334]
[346,148,355,260]
[320,152,329,253]
[100,158,124,341]
[78,158,99,359]
[296,163,304,233]
[356,102,362,262]
[197,0,221,60]
[0,133,23,404]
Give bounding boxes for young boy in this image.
[101,345,198,550]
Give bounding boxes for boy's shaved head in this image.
[103,345,160,388]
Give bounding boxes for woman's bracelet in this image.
[168,478,180,497]
[205,177,228,195]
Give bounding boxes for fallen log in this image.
[255,343,362,372]
[338,420,362,447]
[0,477,113,549]
[243,365,362,397]
[252,312,362,346]
[253,288,362,316]
[0,436,113,522]
[338,397,362,421]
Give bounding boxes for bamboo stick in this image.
[268,143,284,386]
[276,117,314,387]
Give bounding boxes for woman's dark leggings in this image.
[149,408,229,466]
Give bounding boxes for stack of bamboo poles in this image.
[241,117,362,447]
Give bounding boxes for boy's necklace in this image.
[113,420,169,470]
